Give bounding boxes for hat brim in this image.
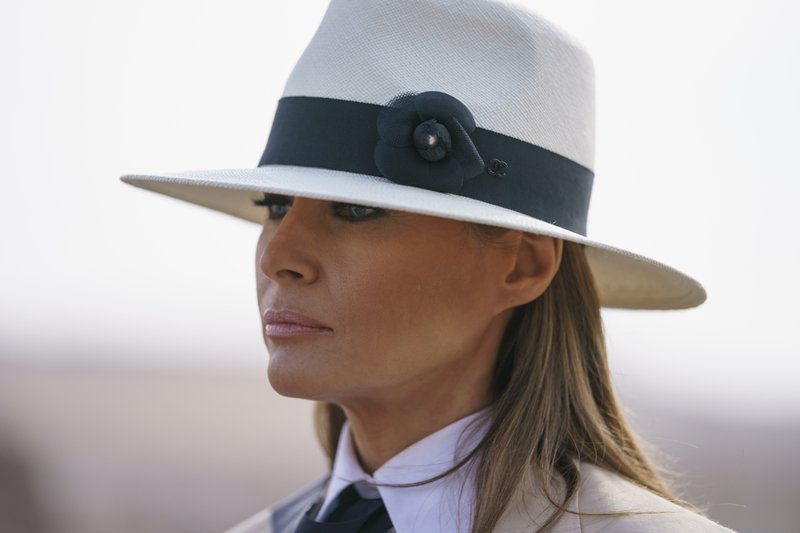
[120,165,706,310]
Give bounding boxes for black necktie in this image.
[293,483,394,533]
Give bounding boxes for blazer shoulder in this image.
[575,462,736,533]
[222,475,330,533]
[223,507,273,533]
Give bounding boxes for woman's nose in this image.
[257,200,321,285]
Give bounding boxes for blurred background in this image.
[1,0,798,532]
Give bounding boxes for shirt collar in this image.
[315,408,492,533]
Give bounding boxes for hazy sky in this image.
[1,0,798,422]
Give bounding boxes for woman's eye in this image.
[332,203,384,222]
[251,195,384,223]
[251,194,292,221]
[266,203,289,220]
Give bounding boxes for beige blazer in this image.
[224,460,736,532]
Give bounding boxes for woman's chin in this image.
[266,357,333,400]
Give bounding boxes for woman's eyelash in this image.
[331,202,385,222]
[252,194,291,207]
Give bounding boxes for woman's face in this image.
[255,195,528,406]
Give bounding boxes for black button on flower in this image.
[373,91,485,193]
[413,119,451,161]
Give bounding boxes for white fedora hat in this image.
[120,0,706,310]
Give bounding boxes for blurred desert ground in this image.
[0,362,325,533]
[0,358,797,533]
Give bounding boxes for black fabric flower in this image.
[373,91,485,193]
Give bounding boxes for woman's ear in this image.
[497,233,563,311]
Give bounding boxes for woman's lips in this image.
[265,323,334,337]
[263,308,333,338]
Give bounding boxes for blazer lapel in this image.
[272,476,331,533]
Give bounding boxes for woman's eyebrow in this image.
[262,193,294,202]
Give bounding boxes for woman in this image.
[121,0,736,531]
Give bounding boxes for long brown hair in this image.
[313,224,702,532]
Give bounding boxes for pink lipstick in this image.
[264,308,333,337]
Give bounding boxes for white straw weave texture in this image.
[282,0,596,171]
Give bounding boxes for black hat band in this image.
[258,95,594,236]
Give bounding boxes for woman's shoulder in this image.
[572,461,736,532]
[222,475,329,533]
[223,462,736,533]
[496,460,735,533]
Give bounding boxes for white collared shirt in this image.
[224,405,737,533]
[314,408,492,533]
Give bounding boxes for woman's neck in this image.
[339,368,493,475]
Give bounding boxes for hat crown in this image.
[281,0,596,171]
